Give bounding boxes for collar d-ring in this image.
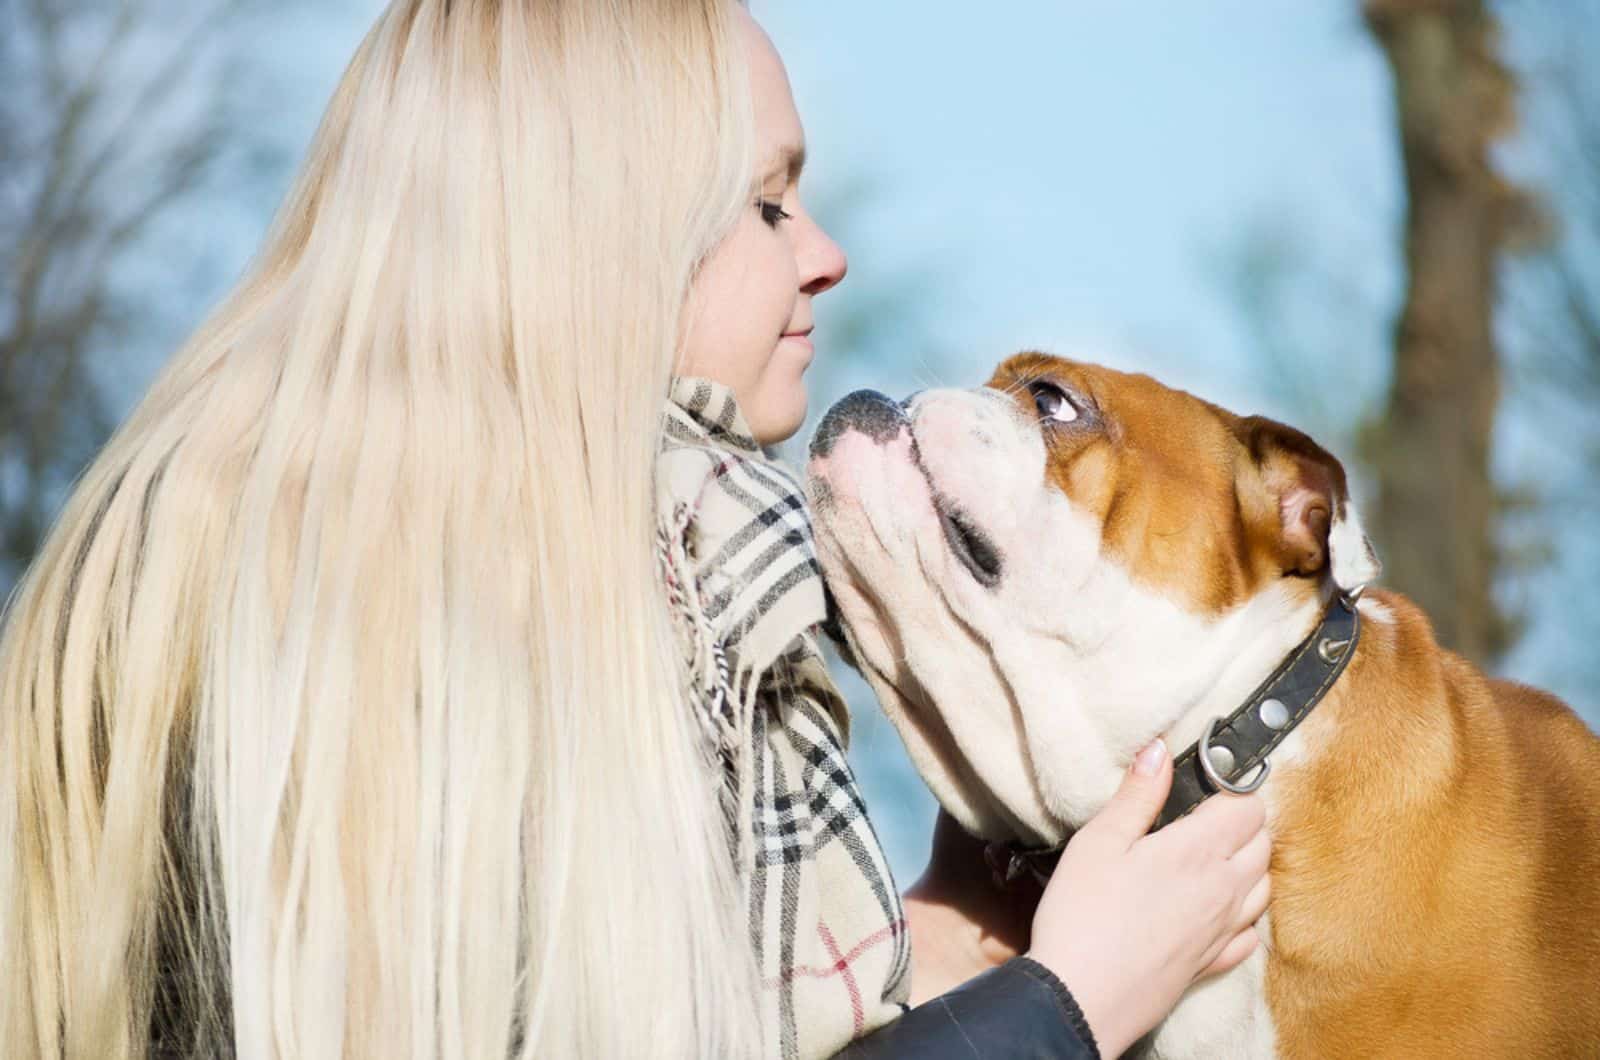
[1199,715,1271,794]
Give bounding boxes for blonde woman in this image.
[0,2,1270,1057]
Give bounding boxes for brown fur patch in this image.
[1264,591,1600,1056]
[987,353,1321,615]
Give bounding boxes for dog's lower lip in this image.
[937,500,1003,587]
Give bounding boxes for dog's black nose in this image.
[810,389,911,459]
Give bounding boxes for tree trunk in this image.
[1365,0,1522,663]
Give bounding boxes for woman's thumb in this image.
[1093,738,1172,846]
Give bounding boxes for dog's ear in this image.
[1233,416,1380,591]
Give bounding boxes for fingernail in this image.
[1134,738,1167,776]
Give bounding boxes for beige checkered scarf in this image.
[656,377,911,1059]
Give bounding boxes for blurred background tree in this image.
[1507,5,1600,439]
[0,0,285,593]
[1497,2,1600,697]
[1363,0,1536,664]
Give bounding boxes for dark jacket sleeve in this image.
[832,955,1101,1059]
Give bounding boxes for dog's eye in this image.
[1031,381,1080,425]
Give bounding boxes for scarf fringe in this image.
[656,497,759,883]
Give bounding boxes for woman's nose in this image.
[800,216,847,296]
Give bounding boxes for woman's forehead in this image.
[741,10,805,177]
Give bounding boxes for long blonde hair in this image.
[0,1,764,1055]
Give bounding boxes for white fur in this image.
[1359,597,1395,626]
[1329,500,1381,592]
[808,385,1364,1059]
[1137,935,1278,1059]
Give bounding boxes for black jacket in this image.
[833,955,1101,1059]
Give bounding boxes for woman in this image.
[0,1,1269,1057]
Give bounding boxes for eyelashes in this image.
[758,199,793,227]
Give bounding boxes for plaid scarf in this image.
[656,377,911,1059]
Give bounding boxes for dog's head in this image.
[806,352,1378,842]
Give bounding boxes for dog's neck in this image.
[1158,585,1336,793]
[1000,580,1330,836]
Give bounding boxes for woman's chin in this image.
[749,388,808,447]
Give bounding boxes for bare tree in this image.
[0,0,258,596]
[1363,0,1537,663]
[1494,1,1600,707]
[1502,3,1600,445]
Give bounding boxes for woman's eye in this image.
[759,200,792,227]
[1031,382,1080,424]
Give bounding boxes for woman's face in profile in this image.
[679,9,847,446]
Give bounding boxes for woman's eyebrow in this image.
[762,143,806,182]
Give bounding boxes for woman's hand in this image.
[1027,738,1272,1059]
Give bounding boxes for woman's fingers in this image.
[1200,926,1260,979]
[1239,871,1271,928]
[1158,788,1266,859]
[1229,823,1271,881]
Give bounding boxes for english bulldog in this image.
[804,353,1600,1059]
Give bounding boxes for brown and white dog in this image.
[805,352,1600,1059]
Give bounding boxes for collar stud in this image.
[1259,697,1291,730]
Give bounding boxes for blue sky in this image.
[760,0,1400,409]
[105,1,1595,882]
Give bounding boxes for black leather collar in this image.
[986,590,1363,888]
